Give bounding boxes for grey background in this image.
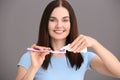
[0,0,120,80]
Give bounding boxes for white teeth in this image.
[54,30,64,33]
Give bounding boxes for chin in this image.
[52,37,66,40]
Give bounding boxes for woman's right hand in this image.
[30,44,51,70]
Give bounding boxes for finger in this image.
[76,41,87,52]
[70,34,84,49]
[31,44,51,51]
[30,50,39,57]
[40,52,49,57]
[70,35,85,52]
[38,52,50,61]
[30,44,51,56]
[73,40,84,53]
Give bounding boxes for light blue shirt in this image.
[18,51,96,80]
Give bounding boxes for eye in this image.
[49,18,55,22]
[49,17,57,22]
[63,19,70,22]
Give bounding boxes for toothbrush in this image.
[27,48,66,54]
[27,44,87,54]
[27,44,71,53]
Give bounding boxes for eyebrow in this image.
[49,16,70,19]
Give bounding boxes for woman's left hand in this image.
[69,34,97,53]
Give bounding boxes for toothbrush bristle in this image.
[59,49,66,52]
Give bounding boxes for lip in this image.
[54,30,65,34]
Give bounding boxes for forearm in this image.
[21,66,38,80]
[93,40,120,77]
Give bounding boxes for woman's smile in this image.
[53,29,65,34]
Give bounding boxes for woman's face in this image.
[48,7,70,41]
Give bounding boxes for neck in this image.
[51,39,66,51]
[51,39,66,57]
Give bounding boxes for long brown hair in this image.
[37,0,83,70]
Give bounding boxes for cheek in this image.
[48,22,54,35]
[48,22,56,30]
[65,23,71,32]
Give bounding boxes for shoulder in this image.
[81,52,97,69]
[19,51,31,61]
[81,51,96,59]
[17,51,31,69]
[22,51,30,58]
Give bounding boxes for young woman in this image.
[16,0,120,80]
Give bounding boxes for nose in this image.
[56,21,63,28]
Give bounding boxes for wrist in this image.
[30,65,40,73]
[92,39,99,49]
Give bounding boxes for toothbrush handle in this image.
[27,48,53,53]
